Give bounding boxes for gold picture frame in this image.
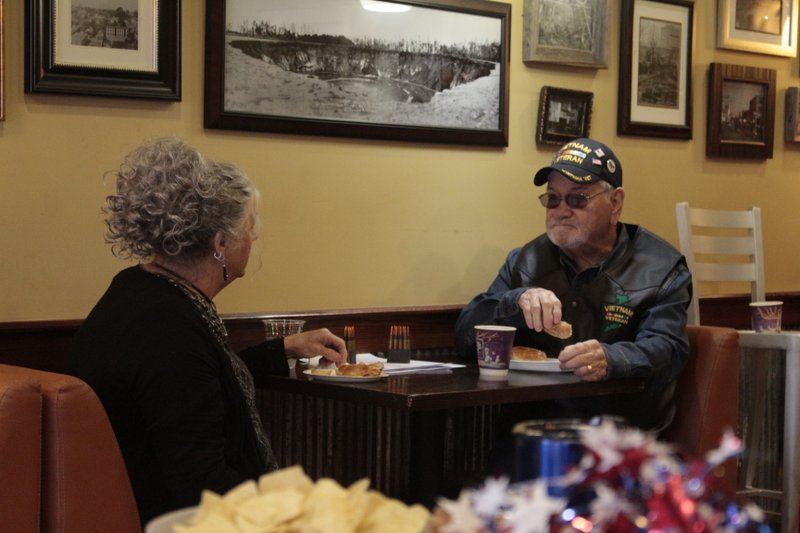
[717,0,799,57]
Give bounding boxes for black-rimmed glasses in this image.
[538,188,613,209]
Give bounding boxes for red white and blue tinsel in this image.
[435,422,771,533]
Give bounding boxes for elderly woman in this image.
[67,137,346,525]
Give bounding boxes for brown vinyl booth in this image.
[663,325,740,497]
[0,364,140,533]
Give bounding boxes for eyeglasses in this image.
[538,188,613,209]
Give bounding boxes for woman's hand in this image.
[284,329,347,364]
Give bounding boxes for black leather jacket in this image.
[455,223,692,430]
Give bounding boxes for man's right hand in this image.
[517,288,562,332]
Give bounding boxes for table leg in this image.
[783,351,800,533]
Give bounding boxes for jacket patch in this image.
[603,294,634,332]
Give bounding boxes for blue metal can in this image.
[512,419,585,496]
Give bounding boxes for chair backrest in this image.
[675,202,765,325]
[0,372,42,533]
[662,325,739,497]
[0,364,141,533]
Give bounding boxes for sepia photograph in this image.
[522,0,608,67]
[618,0,693,140]
[637,16,680,108]
[707,62,775,159]
[206,0,511,146]
[720,80,766,142]
[70,0,139,50]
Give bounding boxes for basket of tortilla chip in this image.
[145,465,429,533]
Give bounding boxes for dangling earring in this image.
[213,251,229,281]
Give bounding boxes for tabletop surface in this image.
[263,364,645,412]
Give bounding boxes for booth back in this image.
[663,325,740,496]
[0,364,141,533]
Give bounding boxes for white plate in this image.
[303,370,388,383]
[510,359,571,373]
[145,506,197,533]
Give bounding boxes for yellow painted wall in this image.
[1,0,799,322]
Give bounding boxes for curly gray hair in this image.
[104,137,259,261]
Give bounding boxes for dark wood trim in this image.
[0,305,464,373]
[1,295,798,374]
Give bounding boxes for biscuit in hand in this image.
[545,321,572,339]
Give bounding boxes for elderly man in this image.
[455,138,692,431]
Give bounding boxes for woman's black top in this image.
[67,266,288,524]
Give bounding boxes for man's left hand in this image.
[558,339,608,381]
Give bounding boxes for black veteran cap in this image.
[533,138,622,188]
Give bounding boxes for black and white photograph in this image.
[706,62,775,159]
[637,16,680,108]
[71,0,139,50]
[522,0,608,68]
[618,0,693,140]
[720,80,766,142]
[536,86,592,145]
[205,0,511,146]
[25,0,180,100]
[735,0,782,34]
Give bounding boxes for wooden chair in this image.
[0,364,141,533]
[663,325,740,497]
[675,202,765,325]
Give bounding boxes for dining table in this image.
[255,361,645,507]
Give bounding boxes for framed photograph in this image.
[707,63,776,159]
[784,87,800,141]
[205,0,511,147]
[536,86,593,145]
[25,0,181,100]
[717,0,799,57]
[617,0,693,139]
[522,0,608,68]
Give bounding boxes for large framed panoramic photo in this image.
[618,0,693,139]
[717,0,799,57]
[25,0,181,100]
[707,63,776,159]
[204,0,511,146]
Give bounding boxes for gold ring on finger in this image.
[587,364,593,371]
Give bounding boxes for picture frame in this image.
[717,0,799,57]
[25,0,181,100]
[536,86,593,145]
[1,0,4,121]
[617,0,693,139]
[706,62,776,159]
[522,0,609,68]
[784,87,800,142]
[204,0,511,147]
